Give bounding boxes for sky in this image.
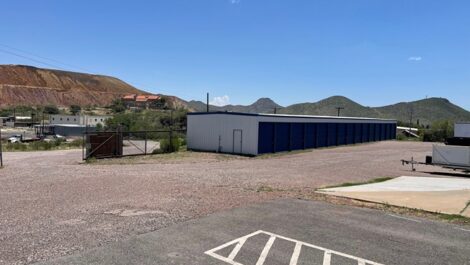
[1,0,469,109]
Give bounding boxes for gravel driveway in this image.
[0,141,449,264]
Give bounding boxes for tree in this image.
[423,120,454,142]
[109,99,126,113]
[70,105,81,115]
[43,105,60,115]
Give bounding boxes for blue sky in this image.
[1,1,469,109]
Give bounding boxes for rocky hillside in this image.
[0,65,146,107]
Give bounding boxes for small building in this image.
[187,112,397,156]
[49,115,111,127]
[122,94,163,109]
[35,124,96,137]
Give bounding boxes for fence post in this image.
[144,131,147,155]
[169,130,173,153]
[0,126,3,168]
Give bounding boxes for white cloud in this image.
[408,56,422,61]
[230,0,240,4]
[210,95,230,106]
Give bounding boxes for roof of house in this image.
[122,94,136,100]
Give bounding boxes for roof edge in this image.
[188,111,397,122]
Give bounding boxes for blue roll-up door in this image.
[274,123,290,152]
[317,123,328,147]
[385,124,391,140]
[370,123,376,141]
[327,123,338,146]
[258,122,275,154]
[337,123,347,145]
[290,123,304,151]
[305,123,316,148]
[346,123,355,145]
[362,123,370,142]
[355,123,362,143]
[375,124,381,141]
[380,124,386,140]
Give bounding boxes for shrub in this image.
[153,137,180,154]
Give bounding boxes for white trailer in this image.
[402,145,470,173]
[432,145,470,167]
[454,123,470,138]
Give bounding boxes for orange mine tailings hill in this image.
[0,64,147,107]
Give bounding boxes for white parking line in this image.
[289,242,302,265]
[256,235,275,265]
[205,230,385,265]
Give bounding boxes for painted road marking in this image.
[205,230,385,265]
[455,227,470,233]
[387,213,422,223]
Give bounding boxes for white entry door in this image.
[233,129,243,154]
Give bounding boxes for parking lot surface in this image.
[40,199,470,265]
[0,141,458,264]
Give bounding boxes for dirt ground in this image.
[0,141,456,264]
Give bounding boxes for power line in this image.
[0,43,92,73]
[0,47,67,70]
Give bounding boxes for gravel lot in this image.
[0,141,451,264]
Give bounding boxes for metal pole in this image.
[0,125,3,168]
[206,93,209,112]
[144,131,147,155]
[336,107,344,117]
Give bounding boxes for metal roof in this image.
[188,111,397,122]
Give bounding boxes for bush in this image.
[422,120,454,142]
[153,137,180,154]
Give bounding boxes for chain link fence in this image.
[83,129,186,160]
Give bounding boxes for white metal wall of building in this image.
[188,112,397,156]
[455,123,470,138]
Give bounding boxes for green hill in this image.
[279,96,470,125]
[375,98,470,125]
[278,96,380,117]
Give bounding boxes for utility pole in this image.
[409,105,413,132]
[206,93,209,112]
[335,107,344,117]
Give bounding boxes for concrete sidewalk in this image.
[319,176,470,217]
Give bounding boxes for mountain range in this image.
[1,65,469,124]
[188,96,470,125]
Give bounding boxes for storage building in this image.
[187,112,397,156]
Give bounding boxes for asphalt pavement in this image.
[38,199,470,265]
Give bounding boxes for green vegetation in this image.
[152,137,182,154]
[321,177,393,189]
[109,99,126,114]
[43,105,60,115]
[2,139,83,152]
[105,109,187,131]
[70,105,81,115]
[278,96,470,126]
[422,120,454,142]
